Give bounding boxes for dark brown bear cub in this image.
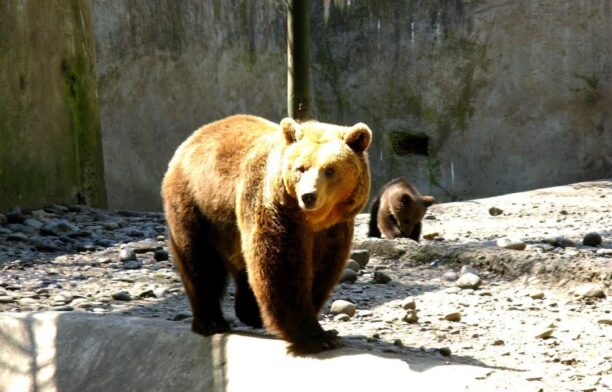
[162,115,372,354]
[368,177,434,241]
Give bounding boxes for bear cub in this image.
[368,177,434,241]
[162,115,372,354]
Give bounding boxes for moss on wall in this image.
[0,0,106,211]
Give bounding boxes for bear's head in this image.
[279,117,372,229]
[390,189,434,237]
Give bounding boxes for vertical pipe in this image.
[287,0,311,121]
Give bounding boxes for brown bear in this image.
[161,114,372,354]
[368,177,434,241]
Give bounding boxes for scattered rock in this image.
[544,236,575,248]
[334,314,351,322]
[111,291,132,301]
[529,291,545,300]
[7,233,28,242]
[153,249,169,261]
[6,208,26,224]
[54,292,74,304]
[0,296,15,303]
[488,207,503,216]
[350,249,370,268]
[456,273,481,289]
[492,339,505,346]
[51,305,74,312]
[330,300,356,317]
[401,297,416,310]
[496,237,526,250]
[582,232,602,247]
[443,271,459,282]
[40,220,79,236]
[122,260,143,270]
[372,271,391,284]
[597,319,612,325]
[119,248,137,261]
[445,312,462,322]
[460,265,479,276]
[170,312,193,321]
[535,329,554,339]
[423,232,439,240]
[345,259,361,272]
[339,269,357,284]
[439,347,452,356]
[23,218,43,230]
[574,284,606,299]
[403,310,419,324]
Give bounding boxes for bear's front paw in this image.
[192,318,230,336]
[287,331,343,355]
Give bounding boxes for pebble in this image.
[445,312,462,322]
[51,305,74,312]
[443,271,459,282]
[372,271,391,284]
[544,236,575,248]
[496,237,526,250]
[460,265,479,276]
[582,232,602,247]
[401,297,416,310]
[529,291,545,300]
[456,273,481,289]
[423,232,439,240]
[8,233,28,242]
[339,268,357,283]
[345,259,361,272]
[6,209,26,224]
[18,298,37,305]
[403,310,419,324]
[489,207,503,216]
[0,296,15,303]
[119,248,137,261]
[40,220,80,236]
[535,329,554,339]
[350,249,370,268]
[153,249,169,261]
[23,218,43,230]
[574,284,606,299]
[122,260,143,270]
[330,300,356,317]
[439,347,452,356]
[334,314,351,322]
[54,292,74,304]
[111,291,132,301]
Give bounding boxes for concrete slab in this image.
[0,312,530,391]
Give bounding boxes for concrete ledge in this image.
[0,312,528,391]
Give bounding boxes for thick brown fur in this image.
[368,177,434,241]
[161,115,372,354]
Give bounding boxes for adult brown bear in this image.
[368,177,434,241]
[162,115,371,354]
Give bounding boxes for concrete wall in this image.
[93,0,612,210]
[92,0,286,210]
[0,0,107,211]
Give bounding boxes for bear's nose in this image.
[301,192,317,208]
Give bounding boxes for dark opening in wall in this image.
[389,132,430,156]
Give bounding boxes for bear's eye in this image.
[297,165,307,173]
[401,195,411,204]
[324,167,335,177]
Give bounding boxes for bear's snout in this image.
[301,192,317,209]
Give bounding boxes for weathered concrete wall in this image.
[0,0,107,211]
[92,0,286,210]
[312,0,612,201]
[93,0,611,210]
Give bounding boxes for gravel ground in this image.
[0,180,610,391]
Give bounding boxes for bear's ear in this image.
[344,123,372,153]
[422,195,435,208]
[280,117,301,144]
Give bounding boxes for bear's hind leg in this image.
[234,269,263,328]
[169,233,230,336]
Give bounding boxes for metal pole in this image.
[287,0,311,121]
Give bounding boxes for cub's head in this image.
[279,117,372,229]
[390,189,435,237]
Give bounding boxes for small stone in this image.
[153,287,169,298]
[423,232,439,240]
[72,299,93,309]
[330,300,356,317]
[40,220,80,236]
[372,271,391,284]
[170,312,193,321]
[34,240,61,252]
[496,237,526,250]
[122,260,143,270]
[111,291,132,301]
[345,259,361,272]
[51,305,74,312]
[18,298,38,305]
[597,319,612,325]
[0,296,15,303]
[6,209,26,224]
[350,249,370,268]
[535,329,554,339]
[460,265,479,276]
[401,297,416,310]
[488,207,503,216]
[583,232,602,247]
[54,292,74,304]
[334,314,351,322]
[444,312,462,322]
[529,291,545,300]
[119,248,137,261]
[439,347,452,356]
[492,339,505,346]
[8,233,28,242]
[138,290,156,299]
[544,236,575,248]
[443,271,459,282]
[339,268,357,283]
[23,218,43,230]
[574,284,606,299]
[103,222,120,230]
[456,273,481,289]
[403,310,419,324]
[153,249,169,261]
[596,248,612,256]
